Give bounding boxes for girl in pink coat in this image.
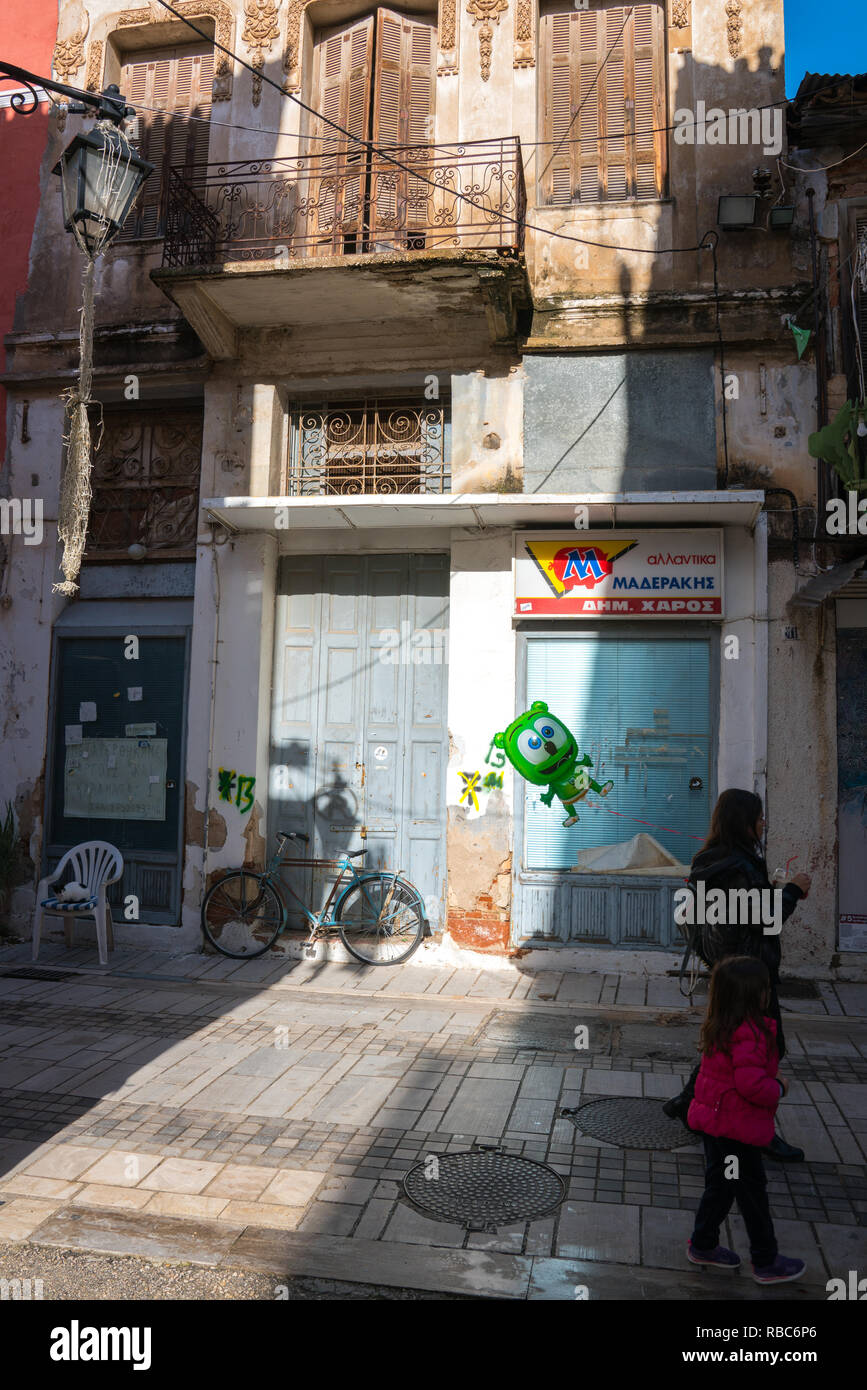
[686,955,806,1284]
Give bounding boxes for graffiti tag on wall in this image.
[457,768,504,810]
[217,768,256,814]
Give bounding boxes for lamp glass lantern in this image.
[52,126,153,256]
[717,194,759,229]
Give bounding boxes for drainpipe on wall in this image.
[201,537,223,894]
[807,187,831,519]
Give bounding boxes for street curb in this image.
[17,1204,832,1301]
[7,963,865,1024]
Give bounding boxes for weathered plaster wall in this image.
[1,394,70,932]
[450,365,524,492]
[523,350,717,492]
[765,558,838,971]
[445,531,515,950]
[717,517,766,801]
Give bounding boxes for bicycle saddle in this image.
[277,830,309,842]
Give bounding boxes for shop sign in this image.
[513,531,724,619]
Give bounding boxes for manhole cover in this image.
[562,1098,701,1150]
[402,1146,566,1231]
[0,967,77,981]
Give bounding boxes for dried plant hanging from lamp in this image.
[53,121,141,596]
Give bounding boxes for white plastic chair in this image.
[33,841,123,966]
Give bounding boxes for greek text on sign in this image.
[514,531,724,619]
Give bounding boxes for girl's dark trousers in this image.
[691,1135,777,1267]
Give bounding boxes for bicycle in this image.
[200,830,430,965]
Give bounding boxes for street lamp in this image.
[1,60,153,594]
[0,65,153,254]
[53,125,153,257]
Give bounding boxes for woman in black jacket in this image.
[663,788,811,1162]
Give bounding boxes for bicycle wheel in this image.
[201,871,284,958]
[335,873,426,966]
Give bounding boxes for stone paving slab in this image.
[30,1204,246,1265]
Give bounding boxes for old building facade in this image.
[1,0,862,976]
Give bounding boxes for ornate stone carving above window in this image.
[438,0,459,75]
[670,0,690,26]
[514,0,534,69]
[53,11,89,84]
[724,0,743,58]
[243,0,281,107]
[467,0,509,83]
[84,40,104,92]
[115,1,235,100]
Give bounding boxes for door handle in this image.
[355,761,365,787]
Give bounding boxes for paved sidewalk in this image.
[1,943,865,1299]
[4,939,864,1016]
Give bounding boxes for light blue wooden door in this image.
[270,553,449,928]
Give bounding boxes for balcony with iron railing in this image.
[152,139,532,359]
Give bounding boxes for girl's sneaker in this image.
[752,1255,806,1284]
[687,1241,741,1269]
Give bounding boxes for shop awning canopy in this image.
[201,491,765,533]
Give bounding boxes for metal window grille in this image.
[86,408,203,557]
[286,399,450,495]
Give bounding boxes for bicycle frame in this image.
[264,845,409,943]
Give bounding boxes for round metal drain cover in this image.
[403,1147,566,1231]
[562,1098,701,1150]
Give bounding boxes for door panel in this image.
[837,628,867,951]
[47,635,188,924]
[270,553,449,929]
[309,9,436,254]
[370,9,436,248]
[310,15,375,252]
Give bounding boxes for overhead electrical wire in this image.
[115,70,865,154]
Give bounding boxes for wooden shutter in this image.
[120,44,213,239]
[370,9,436,246]
[540,2,665,206]
[311,16,375,249]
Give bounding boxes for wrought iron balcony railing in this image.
[162,139,526,267]
[286,400,449,496]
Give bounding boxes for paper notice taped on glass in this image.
[572,833,688,875]
[64,738,167,820]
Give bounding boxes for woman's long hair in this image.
[700,955,777,1057]
[699,788,763,859]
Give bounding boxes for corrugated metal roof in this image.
[789,553,867,607]
[793,73,867,103]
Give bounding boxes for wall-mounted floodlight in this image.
[717,195,759,228]
[769,205,796,230]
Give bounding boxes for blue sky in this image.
[785,0,867,94]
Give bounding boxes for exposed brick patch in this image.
[447,910,510,952]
